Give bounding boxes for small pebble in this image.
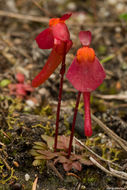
[54,0,65,4]
[81,185,86,190]
[108,0,117,5]
[116,3,125,12]
[25,173,30,181]
[67,2,76,11]
[39,88,49,97]
[115,26,121,33]
[26,99,35,108]
[76,13,86,23]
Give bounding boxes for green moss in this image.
[82,168,98,186]
[98,82,107,93]
[0,167,17,185]
[92,98,107,112]
[40,105,52,116]
[82,177,87,183]
[0,131,11,145]
[87,177,97,183]
[32,122,54,136]
[98,45,107,55]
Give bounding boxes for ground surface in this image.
[0,0,127,189]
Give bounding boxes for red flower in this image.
[32,13,72,152]
[9,73,33,99]
[66,31,106,137]
[32,13,72,87]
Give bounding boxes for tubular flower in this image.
[66,31,106,137]
[32,13,72,87]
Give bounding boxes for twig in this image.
[32,0,52,17]
[0,10,126,28]
[95,94,127,101]
[47,161,63,181]
[101,54,115,64]
[100,44,127,64]
[74,137,122,169]
[91,114,127,151]
[0,129,11,140]
[0,154,11,171]
[0,142,6,147]
[109,167,127,178]
[32,176,38,190]
[66,172,81,180]
[75,137,127,180]
[0,10,49,23]
[90,156,127,180]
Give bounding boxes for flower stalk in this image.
[54,43,66,152]
[68,91,81,158]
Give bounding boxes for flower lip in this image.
[79,31,92,47]
[77,47,95,63]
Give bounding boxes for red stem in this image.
[68,91,81,158]
[54,44,66,152]
[83,92,92,137]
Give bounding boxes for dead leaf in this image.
[32,176,38,190]
[41,135,54,150]
[37,150,58,160]
[32,160,42,166]
[54,156,69,164]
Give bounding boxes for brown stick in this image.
[32,0,52,17]
[0,10,49,23]
[0,154,11,170]
[47,161,63,180]
[95,94,127,101]
[0,10,126,28]
[90,156,127,180]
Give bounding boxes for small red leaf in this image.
[63,162,73,171]
[23,84,33,92]
[16,73,25,83]
[72,161,82,171]
[60,13,72,21]
[54,156,68,164]
[57,136,70,151]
